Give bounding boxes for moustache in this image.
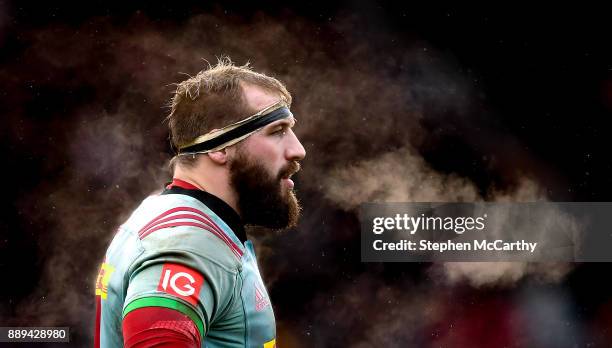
[278,161,301,181]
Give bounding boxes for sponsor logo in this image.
[95,262,115,300]
[254,282,270,312]
[157,263,204,305]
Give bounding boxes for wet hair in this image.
[166,57,291,170]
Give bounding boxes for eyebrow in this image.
[266,116,296,130]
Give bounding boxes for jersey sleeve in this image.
[123,306,200,347]
[122,233,240,339]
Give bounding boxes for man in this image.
[94,59,306,347]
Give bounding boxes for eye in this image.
[271,127,288,136]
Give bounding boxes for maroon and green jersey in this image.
[95,180,277,347]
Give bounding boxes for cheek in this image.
[242,137,285,175]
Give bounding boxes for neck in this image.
[172,165,240,217]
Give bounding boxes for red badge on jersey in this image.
[157,263,204,306]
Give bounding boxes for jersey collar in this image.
[161,178,247,243]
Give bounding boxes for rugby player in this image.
[94,58,306,347]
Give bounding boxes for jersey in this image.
[94,179,277,348]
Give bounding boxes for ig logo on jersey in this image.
[157,263,204,305]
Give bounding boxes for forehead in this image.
[241,82,281,111]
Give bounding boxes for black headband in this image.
[179,106,292,154]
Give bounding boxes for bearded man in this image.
[94,59,306,348]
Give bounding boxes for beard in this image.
[229,150,301,230]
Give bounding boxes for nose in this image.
[285,130,306,161]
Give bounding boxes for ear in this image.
[207,149,228,165]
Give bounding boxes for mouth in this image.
[281,177,295,189]
[280,163,300,189]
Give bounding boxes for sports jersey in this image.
[94,179,276,347]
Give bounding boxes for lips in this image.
[282,178,295,189]
[279,162,300,189]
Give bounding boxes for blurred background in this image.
[1,1,611,347]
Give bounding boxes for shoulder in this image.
[128,193,244,273]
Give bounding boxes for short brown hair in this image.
[166,57,292,168]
